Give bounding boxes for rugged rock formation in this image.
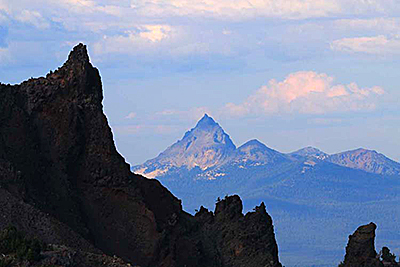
[341,223,382,267]
[340,223,400,267]
[0,44,282,267]
[195,196,281,267]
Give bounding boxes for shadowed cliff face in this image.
[0,44,282,267]
[197,196,281,267]
[342,223,382,267]
[341,223,400,267]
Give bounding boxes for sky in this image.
[0,0,399,165]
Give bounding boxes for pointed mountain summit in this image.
[133,114,236,177]
[195,113,217,128]
[66,43,90,64]
[327,148,400,175]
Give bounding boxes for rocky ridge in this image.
[328,148,400,176]
[291,148,400,175]
[133,118,400,180]
[0,44,282,267]
[133,115,289,178]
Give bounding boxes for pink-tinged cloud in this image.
[330,35,400,55]
[223,71,384,116]
[93,24,175,56]
[125,112,137,119]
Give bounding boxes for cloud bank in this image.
[331,35,400,55]
[223,71,384,116]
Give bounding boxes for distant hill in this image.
[132,114,400,267]
[327,148,400,175]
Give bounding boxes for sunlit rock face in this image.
[133,114,237,177]
[132,114,294,180]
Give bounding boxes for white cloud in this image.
[0,1,50,29]
[139,25,172,42]
[125,112,137,119]
[0,1,9,12]
[331,35,400,55]
[132,0,342,20]
[132,0,400,20]
[333,18,400,33]
[15,10,50,29]
[223,71,384,116]
[2,0,399,33]
[93,24,173,55]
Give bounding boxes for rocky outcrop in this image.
[340,223,400,267]
[195,196,282,267]
[0,44,282,267]
[341,223,382,267]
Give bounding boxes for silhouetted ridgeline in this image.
[0,44,282,267]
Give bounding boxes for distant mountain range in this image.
[133,114,400,178]
[132,114,400,266]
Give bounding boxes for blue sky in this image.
[1,0,400,164]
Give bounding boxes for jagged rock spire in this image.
[341,223,383,267]
[67,43,90,64]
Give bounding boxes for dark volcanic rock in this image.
[0,44,282,267]
[0,244,130,267]
[195,196,281,267]
[341,223,383,267]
